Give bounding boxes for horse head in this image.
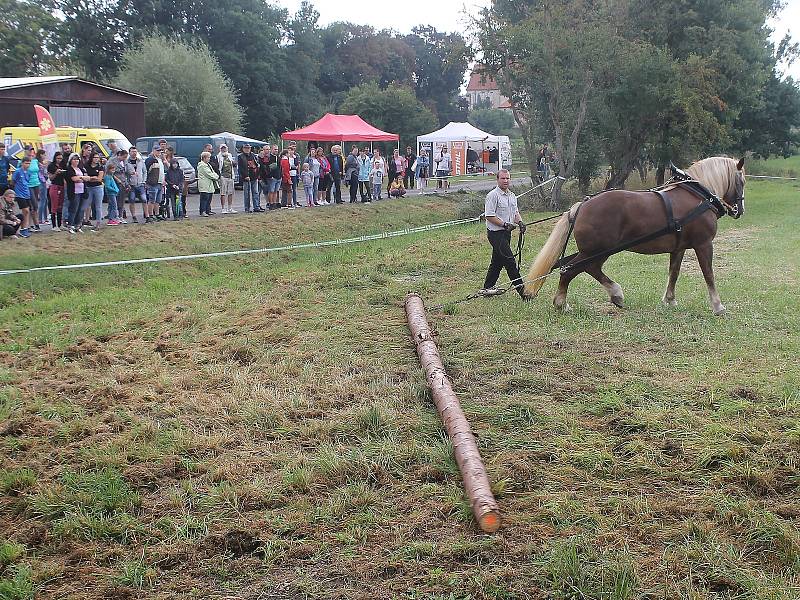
[686,156,746,219]
[729,157,745,219]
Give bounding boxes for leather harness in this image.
[553,174,728,274]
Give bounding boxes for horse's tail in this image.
[524,202,582,297]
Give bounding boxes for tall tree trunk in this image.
[550,176,566,210]
[636,160,647,184]
[549,77,592,208]
[511,102,545,206]
[656,163,666,186]
[606,138,643,189]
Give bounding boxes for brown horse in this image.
[524,156,746,315]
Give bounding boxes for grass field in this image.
[1,179,799,599]
[748,155,800,178]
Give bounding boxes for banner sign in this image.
[451,141,466,176]
[34,105,59,161]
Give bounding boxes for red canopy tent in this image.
[281,113,399,146]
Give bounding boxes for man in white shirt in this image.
[482,169,529,299]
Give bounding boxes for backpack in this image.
[146,161,160,186]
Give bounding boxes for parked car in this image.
[174,156,198,193]
[1,125,131,159]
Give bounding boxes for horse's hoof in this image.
[553,300,570,312]
[611,296,625,308]
[713,305,726,316]
[662,298,678,307]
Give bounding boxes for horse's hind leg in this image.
[695,243,725,315]
[662,249,685,307]
[585,259,625,308]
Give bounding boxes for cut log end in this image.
[478,511,501,533]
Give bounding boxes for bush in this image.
[114,34,243,135]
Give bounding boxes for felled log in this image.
[404,293,501,533]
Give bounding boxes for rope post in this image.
[404,293,501,533]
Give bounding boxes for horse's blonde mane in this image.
[686,156,738,198]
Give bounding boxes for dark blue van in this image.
[135,135,237,171]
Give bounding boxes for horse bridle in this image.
[721,170,745,219]
[667,167,744,219]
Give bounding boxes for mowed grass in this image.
[0,181,799,599]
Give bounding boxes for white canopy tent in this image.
[417,122,501,144]
[416,122,511,176]
[213,131,270,149]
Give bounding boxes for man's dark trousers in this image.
[349,172,358,202]
[484,229,525,296]
[331,176,342,203]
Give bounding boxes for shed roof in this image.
[0,76,146,99]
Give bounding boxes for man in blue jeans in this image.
[238,144,263,212]
[125,147,147,223]
[144,145,165,223]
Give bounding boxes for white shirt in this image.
[484,186,519,231]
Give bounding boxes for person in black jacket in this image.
[327,145,344,203]
[165,159,185,220]
[403,146,416,189]
[345,146,359,203]
[238,144,263,212]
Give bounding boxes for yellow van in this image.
[0,126,132,159]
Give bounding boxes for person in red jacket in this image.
[279,150,292,209]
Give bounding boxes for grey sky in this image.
[277,0,489,35]
[278,0,799,81]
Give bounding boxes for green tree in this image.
[620,0,796,181]
[339,82,438,149]
[468,108,514,133]
[479,0,618,207]
[284,1,323,131]
[405,26,473,124]
[317,23,416,97]
[113,35,243,135]
[737,74,800,158]
[55,0,128,80]
[119,0,292,138]
[0,0,58,76]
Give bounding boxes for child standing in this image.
[165,159,184,220]
[370,162,384,200]
[300,163,315,207]
[103,164,121,225]
[11,157,32,237]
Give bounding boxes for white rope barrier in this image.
[747,175,798,180]
[0,216,481,277]
[515,175,564,199]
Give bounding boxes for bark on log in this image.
[404,293,501,533]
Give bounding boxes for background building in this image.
[465,66,512,112]
[0,76,146,142]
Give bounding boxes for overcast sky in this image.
[277,0,800,81]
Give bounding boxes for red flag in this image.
[34,105,59,161]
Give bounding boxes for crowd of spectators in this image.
[0,138,442,240]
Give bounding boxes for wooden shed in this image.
[0,76,146,142]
